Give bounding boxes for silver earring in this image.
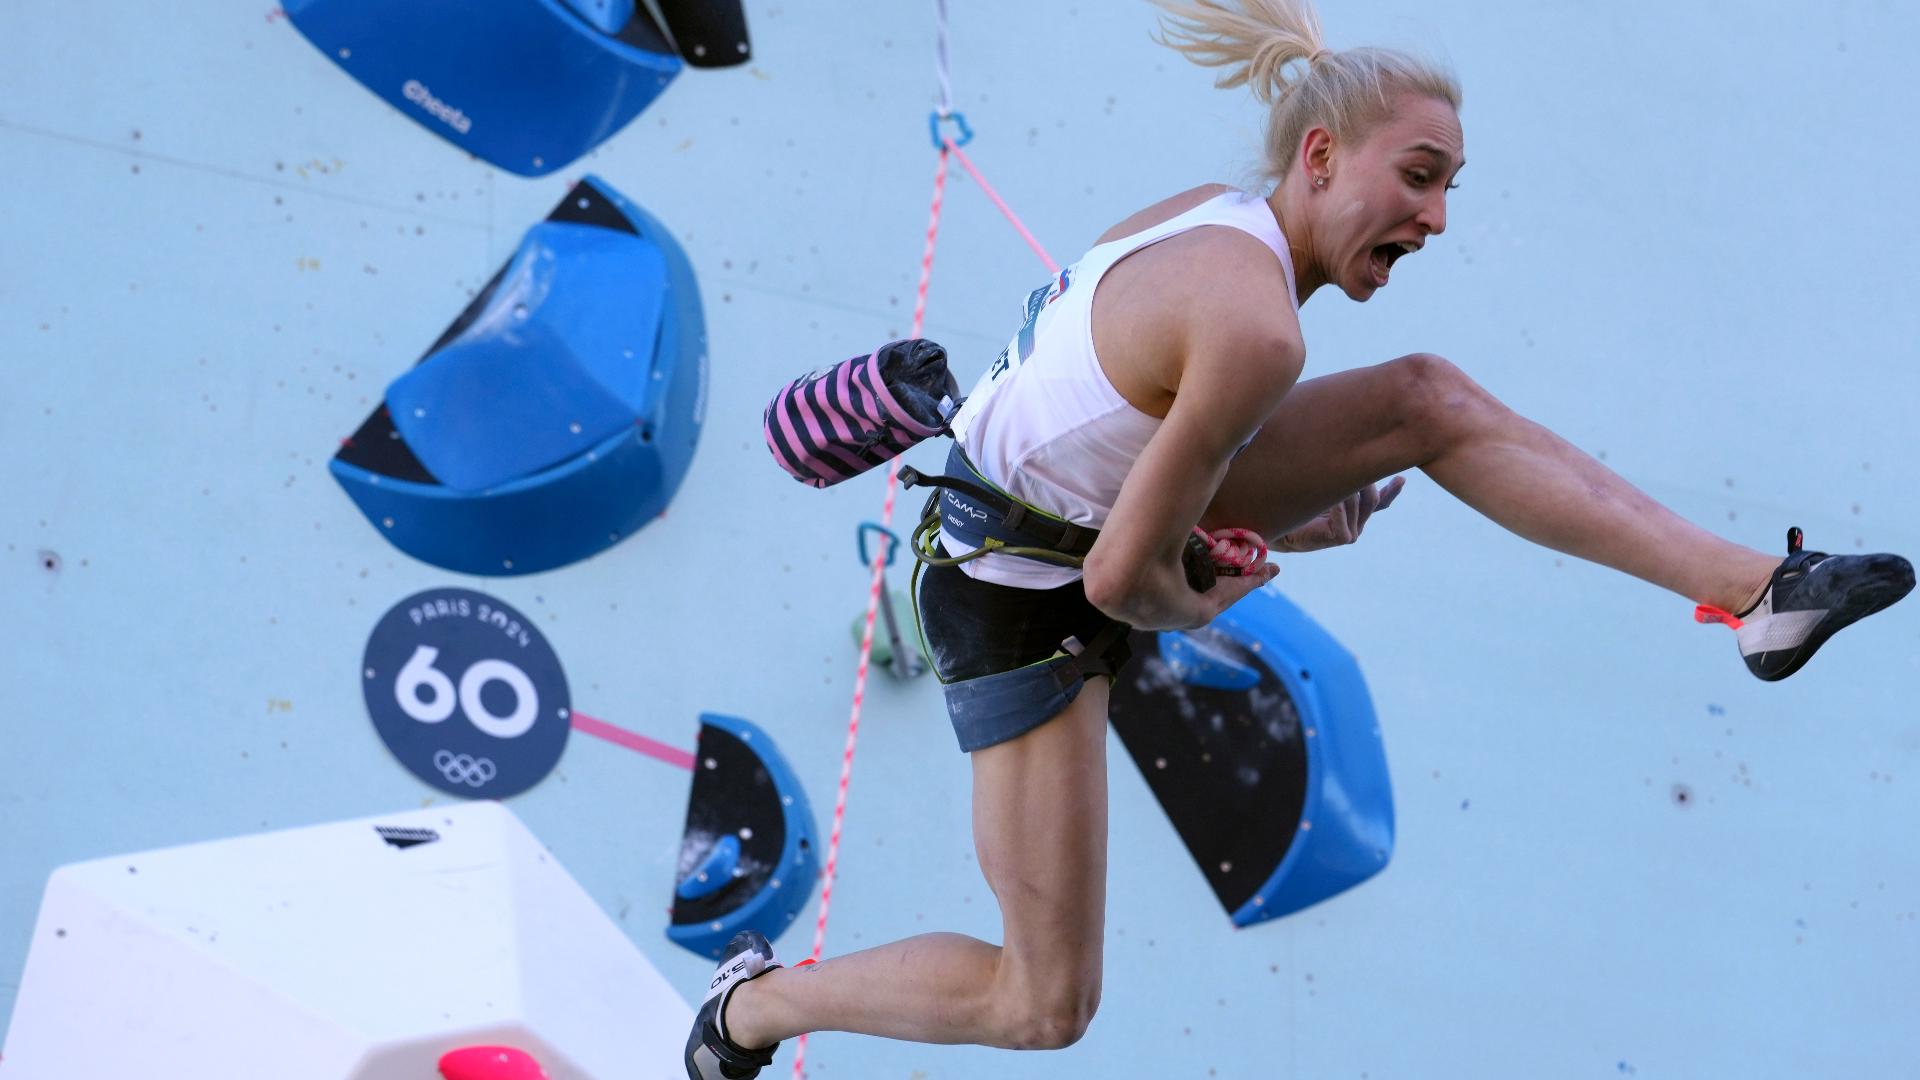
[1314,176,1327,189]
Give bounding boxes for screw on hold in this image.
[37,549,61,573]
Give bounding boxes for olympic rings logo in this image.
[434,750,498,787]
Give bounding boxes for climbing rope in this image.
[788,143,957,1080]
[789,7,1058,1077]
[948,142,1058,276]
[792,7,1265,1073]
[933,0,953,120]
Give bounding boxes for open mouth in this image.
[1367,240,1420,286]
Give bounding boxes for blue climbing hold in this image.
[1108,584,1394,926]
[385,222,669,492]
[675,834,742,903]
[667,714,819,960]
[1159,628,1262,692]
[330,176,706,576]
[285,0,684,176]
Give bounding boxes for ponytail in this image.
[1151,0,1461,185]
[1152,0,1326,104]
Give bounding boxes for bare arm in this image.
[1081,239,1304,630]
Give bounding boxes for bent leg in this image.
[724,679,1109,1050]
[1201,353,1777,612]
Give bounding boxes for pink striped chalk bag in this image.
[764,338,961,488]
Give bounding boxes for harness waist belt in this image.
[899,445,1096,563]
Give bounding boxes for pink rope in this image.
[568,712,695,771]
[947,140,1058,275]
[780,143,1264,1076]
[789,146,951,1080]
[786,125,1085,1079]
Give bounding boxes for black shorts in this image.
[914,554,1130,752]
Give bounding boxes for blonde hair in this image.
[1151,0,1461,186]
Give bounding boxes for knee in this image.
[991,969,1103,1050]
[1010,987,1101,1050]
[1388,352,1500,453]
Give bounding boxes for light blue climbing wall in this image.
[3,2,1916,1077]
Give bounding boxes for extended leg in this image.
[1201,353,1777,612]
[723,679,1111,1050]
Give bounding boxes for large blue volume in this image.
[284,0,682,176]
[330,175,707,576]
[1106,585,1394,926]
[668,714,820,960]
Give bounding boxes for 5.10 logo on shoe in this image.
[363,589,570,798]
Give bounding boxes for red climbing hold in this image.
[438,1045,549,1080]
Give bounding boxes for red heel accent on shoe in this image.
[1694,604,1745,630]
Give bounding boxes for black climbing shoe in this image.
[685,930,782,1080]
[1697,527,1914,682]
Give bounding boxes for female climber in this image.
[688,1,1912,1074]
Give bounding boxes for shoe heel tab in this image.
[1787,526,1804,554]
[1695,604,1745,630]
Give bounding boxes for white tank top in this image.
[943,190,1300,589]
